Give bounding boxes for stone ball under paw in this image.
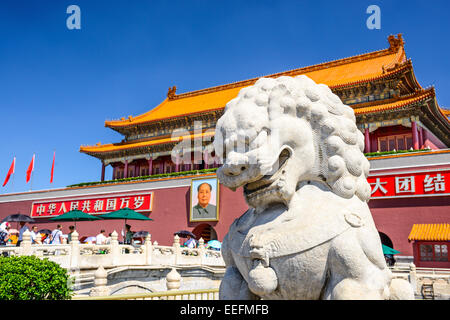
[248,265,278,296]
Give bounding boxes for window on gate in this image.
[435,244,448,261]
[115,169,124,179]
[420,244,433,261]
[141,168,149,176]
[378,133,413,152]
[420,244,449,262]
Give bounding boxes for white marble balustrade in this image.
[0,230,225,270]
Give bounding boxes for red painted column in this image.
[411,120,419,150]
[370,133,377,153]
[364,127,371,153]
[204,150,209,169]
[124,160,128,178]
[175,154,180,172]
[101,162,105,182]
[148,158,153,175]
[418,127,423,149]
[135,164,140,177]
[188,153,192,171]
[422,129,429,148]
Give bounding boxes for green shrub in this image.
[0,255,72,300]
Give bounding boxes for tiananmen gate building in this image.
[1,34,449,268]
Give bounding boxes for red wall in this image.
[144,184,248,245]
[1,183,448,258]
[369,196,450,256]
[0,185,249,246]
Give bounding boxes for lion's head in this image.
[214,75,371,209]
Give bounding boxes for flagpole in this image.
[2,157,15,193]
[30,154,34,191]
[12,155,15,193]
[29,154,35,192]
[11,171,14,194]
[50,150,55,185]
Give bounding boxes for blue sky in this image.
[0,0,449,193]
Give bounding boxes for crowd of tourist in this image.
[0,222,220,253]
[0,221,143,246]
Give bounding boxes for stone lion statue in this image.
[213,75,414,300]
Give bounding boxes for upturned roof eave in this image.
[103,35,406,131]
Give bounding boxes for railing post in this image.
[198,237,206,265]
[90,265,109,297]
[70,230,80,269]
[144,233,152,265]
[35,233,42,245]
[166,268,181,291]
[173,235,181,265]
[20,230,32,256]
[198,237,205,249]
[111,231,119,266]
[409,263,418,295]
[34,233,43,256]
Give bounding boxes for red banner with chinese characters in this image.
[31,192,153,218]
[368,170,450,199]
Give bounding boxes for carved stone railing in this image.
[390,264,450,299]
[0,230,225,270]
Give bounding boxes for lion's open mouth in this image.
[244,148,291,198]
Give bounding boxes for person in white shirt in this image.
[30,226,39,244]
[96,229,107,245]
[50,225,63,244]
[50,224,63,255]
[184,235,197,249]
[17,221,29,246]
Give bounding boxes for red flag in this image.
[50,152,55,183]
[2,157,15,187]
[26,154,35,183]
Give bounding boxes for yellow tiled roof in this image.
[83,89,435,155]
[408,224,450,241]
[105,35,406,128]
[80,131,214,154]
[354,88,435,115]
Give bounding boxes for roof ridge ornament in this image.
[387,33,404,52]
[167,86,177,99]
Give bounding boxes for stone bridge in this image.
[0,230,225,297]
